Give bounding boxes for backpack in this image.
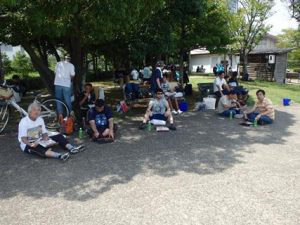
[184,84,193,96]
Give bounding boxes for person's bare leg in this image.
[142,111,152,123]
[165,111,174,124]
[45,149,68,160]
[168,98,174,111]
[173,98,180,111]
[102,128,110,137]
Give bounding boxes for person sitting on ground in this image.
[244,89,275,125]
[18,102,84,161]
[124,72,142,100]
[79,83,96,125]
[139,88,176,130]
[88,99,115,140]
[213,71,231,98]
[228,72,249,106]
[228,72,239,88]
[161,74,182,115]
[217,90,241,117]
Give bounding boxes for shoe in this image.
[168,124,177,131]
[69,145,85,154]
[177,110,183,114]
[139,123,146,130]
[172,110,178,115]
[60,153,70,161]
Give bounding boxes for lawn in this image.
[189,75,300,106]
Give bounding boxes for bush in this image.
[11,51,34,77]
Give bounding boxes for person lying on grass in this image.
[217,90,241,117]
[18,102,84,161]
[161,73,183,115]
[244,89,275,125]
[139,88,176,130]
[88,99,115,140]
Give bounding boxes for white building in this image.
[189,34,277,74]
[0,44,23,60]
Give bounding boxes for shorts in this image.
[150,114,167,121]
[24,145,48,158]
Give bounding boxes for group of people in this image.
[16,58,275,162]
[214,71,275,125]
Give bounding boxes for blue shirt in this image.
[88,106,113,128]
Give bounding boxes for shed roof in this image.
[249,48,294,55]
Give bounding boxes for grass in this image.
[189,75,300,106]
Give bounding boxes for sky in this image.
[266,0,299,35]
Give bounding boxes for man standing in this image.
[54,55,75,119]
[150,61,164,94]
[213,71,230,98]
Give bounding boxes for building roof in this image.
[249,48,294,55]
[190,49,210,55]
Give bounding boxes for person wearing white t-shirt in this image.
[18,102,84,161]
[54,55,75,119]
[217,90,240,117]
[213,71,230,98]
[131,69,139,81]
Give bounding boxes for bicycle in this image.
[0,87,69,134]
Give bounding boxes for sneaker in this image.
[168,124,177,131]
[60,153,70,161]
[69,145,85,154]
[177,110,183,114]
[172,110,178,115]
[139,123,146,130]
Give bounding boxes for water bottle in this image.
[147,121,152,131]
[78,128,83,139]
[229,111,233,120]
[253,119,258,127]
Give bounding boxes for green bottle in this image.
[147,121,152,131]
[253,119,258,127]
[78,128,83,139]
[229,111,233,120]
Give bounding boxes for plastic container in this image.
[179,102,189,112]
[283,98,291,106]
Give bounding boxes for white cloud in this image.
[266,0,298,35]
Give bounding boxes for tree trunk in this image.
[22,42,55,94]
[242,50,249,81]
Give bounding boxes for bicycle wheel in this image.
[41,99,69,129]
[0,103,9,134]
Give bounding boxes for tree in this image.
[1,53,13,75]
[231,0,273,79]
[0,0,164,93]
[286,0,300,22]
[277,28,300,71]
[11,51,34,77]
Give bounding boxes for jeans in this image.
[247,112,273,125]
[125,83,141,100]
[219,108,239,117]
[55,85,72,114]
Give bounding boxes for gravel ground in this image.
[0,105,299,225]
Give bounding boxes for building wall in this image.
[253,38,276,51]
[189,54,240,73]
[274,53,288,84]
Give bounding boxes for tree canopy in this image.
[0,0,232,93]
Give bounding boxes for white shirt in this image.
[18,116,47,151]
[54,61,75,87]
[217,95,233,113]
[143,67,151,79]
[131,69,139,80]
[213,77,227,93]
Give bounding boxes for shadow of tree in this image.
[0,108,296,202]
